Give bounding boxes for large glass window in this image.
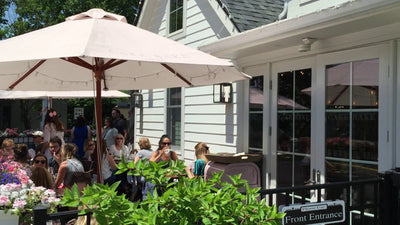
[276,68,312,190]
[249,76,263,150]
[325,59,379,183]
[167,88,181,147]
[169,0,183,34]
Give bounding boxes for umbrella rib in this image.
[103,59,127,70]
[62,57,93,70]
[331,86,349,104]
[161,63,192,86]
[8,59,47,90]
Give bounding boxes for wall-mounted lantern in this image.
[213,83,233,103]
[131,90,143,108]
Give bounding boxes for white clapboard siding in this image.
[185,114,237,125]
[185,123,238,135]
[185,86,213,95]
[185,104,238,114]
[137,0,240,164]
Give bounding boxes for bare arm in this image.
[171,151,178,161]
[106,154,118,170]
[149,150,162,162]
[87,126,92,140]
[55,162,67,188]
[53,151,62,165]
[134,155,140,164]
[71,127,75,141]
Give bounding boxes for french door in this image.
[269,44,391,205]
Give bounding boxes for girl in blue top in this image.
[193,142,210,176]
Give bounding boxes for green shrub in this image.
[61,159,285,225]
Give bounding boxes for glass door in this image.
[324,59,379,206]
[276,69,312,204]
[271,58,315,205]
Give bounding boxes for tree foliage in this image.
[61,159,285,225]
[2,0,140,38]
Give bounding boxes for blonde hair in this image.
[62,143,77,159]
[114,134,125,145]
[195,142,209,163]
[138,137,151,149]
[1,138,14,149]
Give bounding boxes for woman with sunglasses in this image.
[108,134,130,162]
[149,134,178,163]
[32,153,49,168]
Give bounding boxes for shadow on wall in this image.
[225,103,234,143]
[195,0,232,40]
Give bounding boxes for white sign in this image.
[280,200,345,225]
[74,107,84,119]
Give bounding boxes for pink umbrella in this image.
[0,9,250,181]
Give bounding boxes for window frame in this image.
[167,0,186,40]
[166,87,182,150]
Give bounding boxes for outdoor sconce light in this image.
[213,83,233,103]
[298,37,316,52]
[131,90,143,108]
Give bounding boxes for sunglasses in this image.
[88,143,95,146]
[34,160,46,164]
[116,137,123,140]
[162,142,171,145]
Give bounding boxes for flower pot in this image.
[0,210,19,225]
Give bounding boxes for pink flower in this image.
[49,111,57,118]
[0,195,10,206]
[12,200,26,209]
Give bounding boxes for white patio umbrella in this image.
[0,8,250,181]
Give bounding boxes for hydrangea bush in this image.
[0,160,60,224]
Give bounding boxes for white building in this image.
[135,0,400,193]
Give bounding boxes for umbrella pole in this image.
[95,69,103,183]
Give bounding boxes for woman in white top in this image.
[43,108,65,144]
[108,134,130,161]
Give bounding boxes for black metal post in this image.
[33,205,48,225]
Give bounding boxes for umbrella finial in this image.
[66,8,127,23]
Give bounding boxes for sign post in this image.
[280,200,345,225]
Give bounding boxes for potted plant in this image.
[61,159,285,224]
[0,160,60,225]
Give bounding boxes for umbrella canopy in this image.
[0,9,249,91]
[0,8,250,181]
[0,90,129,99]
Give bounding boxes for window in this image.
[325,59,379,182]
[167,88,181,147]
[276,68,312,188]
[169,0,183,34]
[249,76,263,150]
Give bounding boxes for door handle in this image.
[308,169,316,185]
[307,169,320,185]
[316,170,321,184]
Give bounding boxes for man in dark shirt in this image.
[48,136,62,177]
[111,108,128,141]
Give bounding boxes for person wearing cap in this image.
[28,130,45,160]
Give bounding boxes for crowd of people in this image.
[0,107,212,202]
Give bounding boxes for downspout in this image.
[278,0,289,20]
[133,0,145,26]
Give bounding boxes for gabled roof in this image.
[219,0,284,32]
